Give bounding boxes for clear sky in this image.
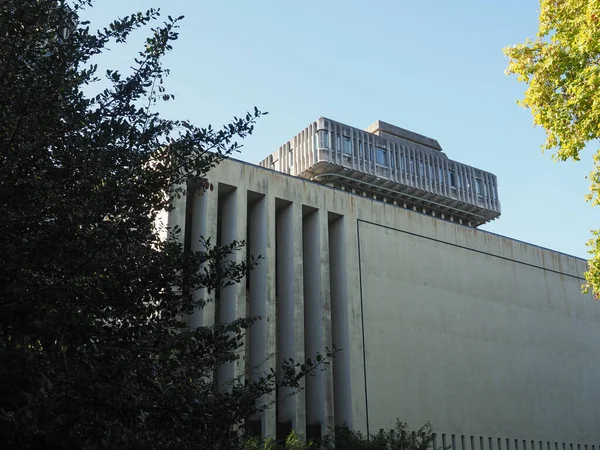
[82,0,599,259]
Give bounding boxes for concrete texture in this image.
[173,157,598,446]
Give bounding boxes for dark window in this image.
[476,178,483,197]
[375,147,387,165]
[449,170,456,188]
[343,136,352,155]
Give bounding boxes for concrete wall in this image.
[173,157,599,446]
[359,220,599,442]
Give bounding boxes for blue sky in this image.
[83,0,598,259]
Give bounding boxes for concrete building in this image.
[259,117,501,227]
[169,118,600,448]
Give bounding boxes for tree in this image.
[503,0,600,296]
[0,1,328,448]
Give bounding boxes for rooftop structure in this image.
[259,117,500,227]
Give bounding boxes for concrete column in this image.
[430,155,436,194]
[203,185,218,328]
[318,209,335,435]
[303,209,325,427]
[408,147,414,188]
[350,129,355,171]
[432,154,437,193]
[405,146,411,186]
[416,152,423,190]
[465,166,473,204]
[463,166,471,204]
[329,214,352,427]
[422,154,428,192]
[327,123,333,163]
[309,123,314,168]
[217,188,238,390]
[300,131,304,173]
[292,202,306,434]
[330,126,335,165]
[249,195,267,382]
[420,152,426,190]
[459,165,467,203]
[167,182,187,244]
[441,158,449,197]
[296,132,301,174]
[389,143,395,181]
[433,155,441,195]
[457,164,469,203]
[459,164,466,202]
[263,195,277,438]
[399,145,406,185]
[297,133,301,174]
[493,177,500,210]
[484,172,493,210]
[276,201,296,423]
[465,166,474,205]
[408,147,419,187]
[189,187,207,329]
[345,208,367,433]
[234,189,248,381]
[432,155,438,194]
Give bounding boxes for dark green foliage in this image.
[0,1,329,449]
[325,421,436,450]
[244,420,437,450]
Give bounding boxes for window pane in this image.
[319,131,329,148]
[449,170,456,187]
[343,136,352,155]
[359,142,364,157]
[375,147,387,165]
[476,178,483,196]
[336,134,341,152]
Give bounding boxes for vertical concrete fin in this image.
[189,184,207,329]
[302,207,325,427]
[328,213,352,427]
[276,200,296,423]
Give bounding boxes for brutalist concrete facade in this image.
[170,156,599,447]
[259,118,500,227]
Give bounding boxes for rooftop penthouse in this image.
[259,117,501,227]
